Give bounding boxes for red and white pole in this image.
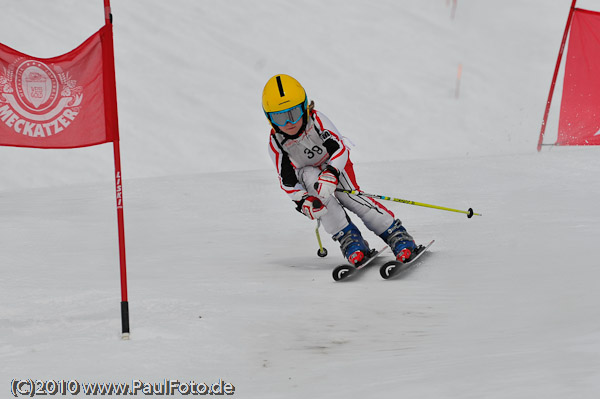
[114,142,129,339]
[537,0,578,152]
[103,0,130,339]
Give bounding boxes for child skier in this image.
[263,74,416,265]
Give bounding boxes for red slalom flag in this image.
[0,25,118,148]
[1,1,130,339]
[558,8,600,146]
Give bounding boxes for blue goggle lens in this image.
[269,104,304,127]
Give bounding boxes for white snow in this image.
[1,1,600,398]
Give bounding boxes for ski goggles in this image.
[268,104,304,127]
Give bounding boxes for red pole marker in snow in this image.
[455,63,463,99]
[103,0,130,340]
[453,0,458,20]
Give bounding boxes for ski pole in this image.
[315,219,328,257]
[336,189,482,218]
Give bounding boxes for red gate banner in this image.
[1,1,129,338]
[558,8,600,146]
[0,25,118,148]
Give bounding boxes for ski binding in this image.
[379,240,435,280]
[332,246,389,282]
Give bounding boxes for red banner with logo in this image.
[0,25,117,148]
[558,8,600,146]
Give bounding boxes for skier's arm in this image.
[269,134,306,202]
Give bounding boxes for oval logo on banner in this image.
[15,60,59,112]
[0,58,83,138]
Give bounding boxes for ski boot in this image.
[332,222,370,265]
[379,219,416,262]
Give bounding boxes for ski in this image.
[379,240,435,280]
[332,246,389,282]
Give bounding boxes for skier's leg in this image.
[297,166,369,264]
[334,160,395,235]
[335,161,416,261]
[297,166,347,235]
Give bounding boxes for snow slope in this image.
[2,1,600,398]
[2,149,600,398]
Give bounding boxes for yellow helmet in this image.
[262,74,308,128]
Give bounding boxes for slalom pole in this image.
[336,189,482,218]
[537,0,578,152]
[104,0,130,339]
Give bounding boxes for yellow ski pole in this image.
[337,189,482,218]
[315,219,328,257]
